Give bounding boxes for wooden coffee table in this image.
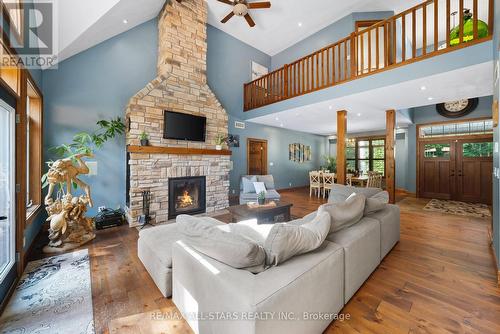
[228,201,293,224]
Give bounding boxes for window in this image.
[2,0,24,45]
[419,119,493,138]
[424,144,450,158]
[25,77,42,219]
[462,142,493,158]
[346,137,385,176]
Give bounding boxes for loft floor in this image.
[28,188,500,334]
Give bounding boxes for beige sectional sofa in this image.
[169,185,400,334]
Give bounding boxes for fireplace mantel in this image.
[127,145,232,156]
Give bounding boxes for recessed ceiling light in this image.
[357,113,362,117]
[428,97,434,101]
[298,22,303,27]
[420,86,427,91]
[328,105,333,110]
[280,123,284,127]
[123,19,128,24]
[275,116,279,121]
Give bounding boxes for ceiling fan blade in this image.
[217,0,234,5]
[247,2,271,9]
[244,13,256,27]
[221,11,235,23]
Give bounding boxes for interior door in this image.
[419,140,454,199]
[0,99,16,286]
[455,139,493,204]
[247,139,268,175]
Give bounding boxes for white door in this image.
[0,99,15,285]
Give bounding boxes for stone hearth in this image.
[125,0,230,227]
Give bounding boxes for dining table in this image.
[315,171,369,187]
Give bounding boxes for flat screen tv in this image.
[163,111,206,142]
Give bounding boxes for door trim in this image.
[0,99,16,284]
[247,138,268,175]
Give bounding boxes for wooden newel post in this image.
[337,110,347,185]
[386,109,396,204]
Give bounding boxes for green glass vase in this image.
[450,10,489,46]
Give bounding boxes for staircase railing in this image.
[243,0,494,111]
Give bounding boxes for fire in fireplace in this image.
[168,176,206,219]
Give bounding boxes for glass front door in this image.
[0,99,15,284]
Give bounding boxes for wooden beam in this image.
[337,110,347,185]
[386,109,396,204]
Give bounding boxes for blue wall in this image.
[42,18,158,215]
[271,11,393,70]
[228,116,327,194]
[207,25,271,118]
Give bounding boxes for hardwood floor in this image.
[27,188,500,334]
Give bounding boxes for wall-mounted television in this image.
[163,111,206,142]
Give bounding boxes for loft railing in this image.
[243,0,494,111]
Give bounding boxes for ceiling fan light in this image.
[233,3,248,16]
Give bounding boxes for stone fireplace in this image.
[125,0,230,227]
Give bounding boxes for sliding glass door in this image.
[0,99,15,285]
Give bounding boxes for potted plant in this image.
[215,134,227,150]
[257,191,266,205]
[323,155,337,173]
[139,131,149,146]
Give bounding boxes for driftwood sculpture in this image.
[43,154,95,254]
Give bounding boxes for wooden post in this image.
[386,109,396,204]
[337,110,347,185]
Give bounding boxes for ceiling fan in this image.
[217,0,271,27]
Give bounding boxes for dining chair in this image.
[366,172,382,188]
[309,171,322,198]
[322,173,335,199]
[346,173,353,186]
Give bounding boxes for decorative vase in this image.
[450,10,489,46]
[140,139,149,146]
[258,197,265,205]
[216,145,222,150]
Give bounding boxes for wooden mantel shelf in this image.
[127,145,232,156]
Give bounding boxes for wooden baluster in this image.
[472,0,478,40]
[446,0,451,47]
[326,49,330,86]
[315,52,319,89]
[376,26,380,70]
[412,9,417,57]
[402,15,406,61]
[332,46,336,84]
[434,0,438,51]
[423,5,427,55]
[489,0,494,36]
[392,19,397,64]
[350,33,356,78]
[368,29,372,73]
[360,33,364,75]
[344,41,348,80]
[296,63,299,95]
[384,23,389,67]
[459,0,464,44]
[283,64,288,99]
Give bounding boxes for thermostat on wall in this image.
[234,121,245,129]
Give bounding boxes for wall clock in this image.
[436,98,478,118]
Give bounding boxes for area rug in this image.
[423,199,491,218]
[0,249,94,334]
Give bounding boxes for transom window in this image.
[419,119,493,138]
[346,137,385,176]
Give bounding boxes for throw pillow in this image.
[253,181,267,194]
[319,193,366,233]
[264,211,330,266]
[177,215,266,273]
[365,191,389,215]
[242,176,257,193]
